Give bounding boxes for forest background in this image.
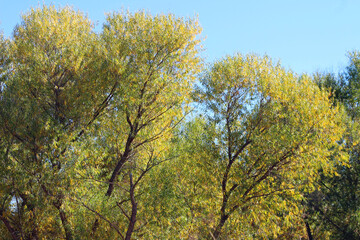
[1,1,360,240]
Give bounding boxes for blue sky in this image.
[1,0,360,74]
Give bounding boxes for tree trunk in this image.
[305,221,313,240]
[0,215,21,240]
[106,134,135,197]
[58,208,74,240]
[212,214,228,239]
[106,156,127,197]
[91,218,99,237]
[125,173,137,240]
[53,199,74,240]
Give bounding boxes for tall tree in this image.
[58,10,202,239]
[176,54,346,239]
[305,52,360,240]
[0,5,117,239]
[0,6,202,239]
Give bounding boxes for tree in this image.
[0,5,202,240]
[71,11,202,239]
[1,4,352,240]
[305,52,360,240]
[0,5,109,239]
[178,53,346,239]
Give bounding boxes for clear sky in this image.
[1,0,360,74]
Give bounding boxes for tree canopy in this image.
[178,54,346,239]
[0,5,355,240]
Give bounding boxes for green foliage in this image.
[305,52,360,240]
[0,5,202,240]
[187,54,346,239]
[0,5,352,240]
